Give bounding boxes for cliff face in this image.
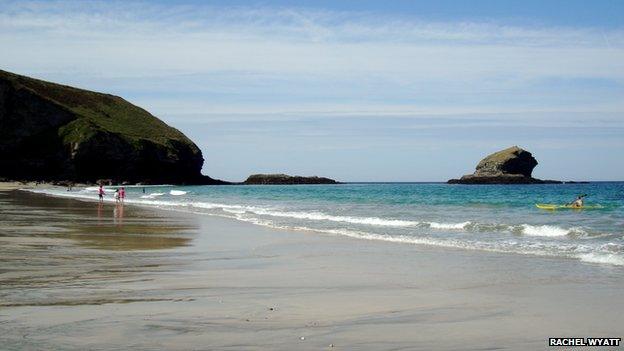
[244,174,338,185]
[0,69,224,184]
[448,146,561,184]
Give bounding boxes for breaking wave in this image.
[521,224,573,237]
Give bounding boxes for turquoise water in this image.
[34,182,624,266]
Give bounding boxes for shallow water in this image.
[32,182,624,266]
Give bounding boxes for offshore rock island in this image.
[448,146,562,184]
[0,70,226,185]
[243,174,339,185]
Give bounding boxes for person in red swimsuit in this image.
[98,185,105,202]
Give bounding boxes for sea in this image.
[30,182,624,266]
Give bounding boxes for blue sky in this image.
[150,0,624,27]
[1,0,623,181]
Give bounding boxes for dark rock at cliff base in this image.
[0,69,227,185]
[447,146,562,184]
[244,174,339,185]
[448,174,561,184]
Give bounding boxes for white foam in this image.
[140,192,165,199]
[170,190,187,196]
[304,227,624,266]
[222,208,248,215]
[314,228,468,248]
[189,201,246,210]
[292,227,554,259]
[521,224,570,237]
[245,208,472,231]
[428,221,471,230]
[578,253,624,266]
[249,209,419,227]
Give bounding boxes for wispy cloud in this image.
[1,0,623,119]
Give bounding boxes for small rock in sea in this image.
[268,307,275,311]
[244,174,338,185]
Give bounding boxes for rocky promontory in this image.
[243,174,339,185]
[448,146,561,184]
[0,70,226,185]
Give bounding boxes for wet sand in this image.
[0,181,36,191]
[1,189,623,350]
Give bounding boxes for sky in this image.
[1,0,623,181]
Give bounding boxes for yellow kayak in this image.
[535,204,603,210]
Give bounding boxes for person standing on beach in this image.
[114,189,120,203]
[120,187,126,203]
[98,185,105,202]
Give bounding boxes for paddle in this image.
[566,194,588,206]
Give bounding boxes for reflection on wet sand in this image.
[97,201,103,222]
[113,203,124,226]
[0,191,196,250]
[0,190,199,308]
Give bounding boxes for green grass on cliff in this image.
[0,69,192,147]
[478,146,523,164]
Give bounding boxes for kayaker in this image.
[570,195,585,208]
